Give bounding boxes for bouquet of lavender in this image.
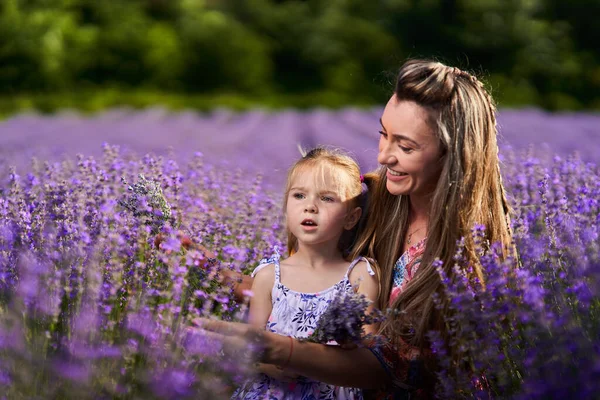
[118,174,172,233]
[306,290,384,346]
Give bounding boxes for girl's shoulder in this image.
[251,247,282,279]
[348,256,378,280]
[251,262,276,279]
[348,257,379,293]
[250,263,277,297]
[348,257,380,305]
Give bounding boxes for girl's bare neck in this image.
[288,245,346,270]
[280,249,350,293]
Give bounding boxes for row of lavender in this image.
[0,109,599,398]
[1,107,600,189]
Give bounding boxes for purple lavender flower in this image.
[118,174,172,233]
[306,290,384,345]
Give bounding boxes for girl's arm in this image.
[246,267,301,382]
[247,265,275,327]
[350,260,381,335]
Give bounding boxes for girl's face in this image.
[378,97,444,197]
[286,167,360,249]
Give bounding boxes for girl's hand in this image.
[254,363,299,382]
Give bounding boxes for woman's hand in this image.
[254,363,299,382]
[196,318,388,389]
[154,232,217,260]
[219,269,254,302]
[194,318,287,366]
[154,233,254,301]
[191,319,298,381]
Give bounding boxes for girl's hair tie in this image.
[360,174,364,183]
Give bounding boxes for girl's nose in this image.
[305,203,317,213]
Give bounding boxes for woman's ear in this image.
[344,207,362,230]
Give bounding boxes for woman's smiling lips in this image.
[386,167,409,182]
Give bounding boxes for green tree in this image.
[0,0,85,91]
[177,4,273,94]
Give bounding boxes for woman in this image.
[201,59,514,398]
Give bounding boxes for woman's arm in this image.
[221,269,254,302]
[200,319,390,389]
[155,233,255,302]
[274,336,388,388]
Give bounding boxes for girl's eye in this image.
[321,196,335,202]
[293,193,304,199]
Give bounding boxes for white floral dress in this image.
[232,248,375,400]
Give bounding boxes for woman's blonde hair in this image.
[283,146,375,259]
[351,59,514,353]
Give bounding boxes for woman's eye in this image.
[400,146,414,153]
[378,130,388,139]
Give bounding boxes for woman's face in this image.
[377,96,444,197]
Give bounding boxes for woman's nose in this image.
[378,144,395,166]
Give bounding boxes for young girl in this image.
[232,147,379,400]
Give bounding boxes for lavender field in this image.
[0,108,599,399]
[2,107,600,189]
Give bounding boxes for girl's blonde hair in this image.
[351,59,514,355]
[284,146,375,259]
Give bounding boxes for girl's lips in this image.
[301,219,318,231]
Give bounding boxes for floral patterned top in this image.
[365,238,434,400]
[232,247,375,400]
[389,238,427,305]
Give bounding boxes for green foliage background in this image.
[1,0,599,112]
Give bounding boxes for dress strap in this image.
[346,256,376,277]
[250,246,282,282]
